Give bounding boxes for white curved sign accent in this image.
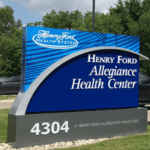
[32,30,78,49]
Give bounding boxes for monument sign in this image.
[7,26,148,148]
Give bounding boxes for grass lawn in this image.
[61,126,150,150]
[0,109,150,150]
[0,95,16,100]
[0,109,10,143]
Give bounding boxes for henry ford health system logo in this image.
[32,30,78,49]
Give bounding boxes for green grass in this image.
[0,95,16,100]
[0,109,150,150]
[0,109,10,143]
[60,126,150,150]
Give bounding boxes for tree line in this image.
[0,0,150,76]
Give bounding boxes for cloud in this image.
[0,1,4,7]
[23,0,119,16]
[23,24,27,27]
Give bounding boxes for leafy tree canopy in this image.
[109,0,150,75]
[0,6,16,36]
[0,6,23,76]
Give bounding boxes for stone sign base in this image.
[7,108,147,148]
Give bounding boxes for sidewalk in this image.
[0,100,14,103]
[0,100,150,121]
[148,111,150,122]
[0,99,14,109]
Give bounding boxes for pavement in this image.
[0,99,14,109]
[148,110,150,122]
[0,100,150,121]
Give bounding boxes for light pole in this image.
[93,0,95,32]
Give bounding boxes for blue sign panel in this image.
[26,49,139,113]
[22,26,140,92]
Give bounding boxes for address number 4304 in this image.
[30,121,69,135]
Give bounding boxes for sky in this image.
[0,0,120,26]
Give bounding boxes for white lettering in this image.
[89,66,98,76]
[88,54,96,62]
[117,56,137,64]
[71,79,81,89]
[108,78,137,89]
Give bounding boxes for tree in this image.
[69,10,85,31]
[27,21,43,27]
[0,6,16,36]
[43,10,70,29]
[42,9,124,34]
[43,10,85,30]
[108,0,150,76]
[16,19,23,29]
[0,6,22,76]
[0,29,22,76]
[95,13,124,34]
[109,0,142,35]
[137,10,150,75]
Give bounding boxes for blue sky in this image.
[0,0,120,26]
[0,0,42,26]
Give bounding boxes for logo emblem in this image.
[32,30,78,49]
